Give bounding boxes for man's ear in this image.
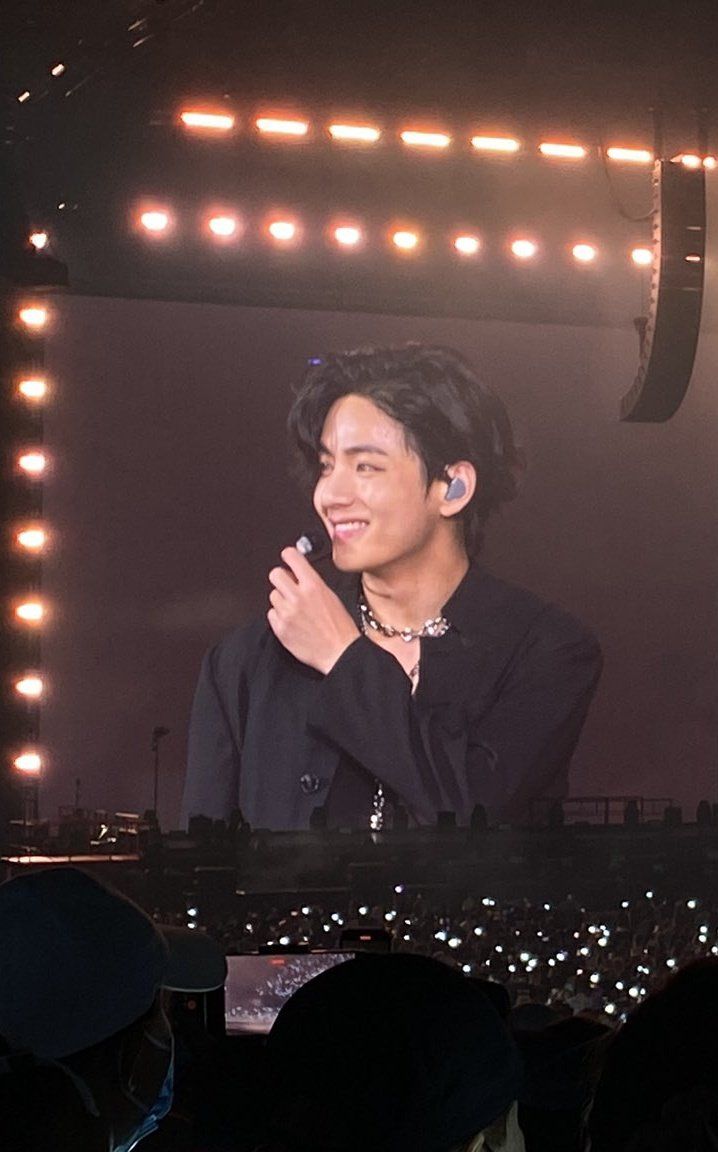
[437,461,477,519]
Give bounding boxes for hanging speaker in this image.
[621,159,706,422]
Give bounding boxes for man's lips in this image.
[328,519,369,541]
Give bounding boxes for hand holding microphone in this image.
[266,532,359,674]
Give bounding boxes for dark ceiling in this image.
[1,0,716,323]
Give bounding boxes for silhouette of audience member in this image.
[588,957,718,1151]
[0,866,226,1152]
[257,953,525,1152]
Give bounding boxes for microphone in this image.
[295,530,331,563]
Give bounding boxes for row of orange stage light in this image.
[134,212,660,266]
[8,304,54,780]
[176,112,717,169]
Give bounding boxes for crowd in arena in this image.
[3,866,718,1152]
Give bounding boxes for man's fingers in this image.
[280,546,316,584]
[268,565,298,596]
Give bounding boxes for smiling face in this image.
[312,393,454,578]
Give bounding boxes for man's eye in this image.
[357,462,380,472]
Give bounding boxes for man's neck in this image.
[361,544,470,631]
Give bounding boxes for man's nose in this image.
[320,465,355,504]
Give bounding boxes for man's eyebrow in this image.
[318,442,390,457]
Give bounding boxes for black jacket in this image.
[182,566,602,830]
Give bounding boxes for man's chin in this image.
[331,549,364,573]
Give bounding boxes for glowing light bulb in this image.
[256,118,308,137]
[703,156,717,170]
[180,110,235,131]
[18,378,48,401]
[572,243,597,263]
[400,130,451,149]
[268,220,297,242]
[606,146,653,164]
[51,63,66,77]
[14,752,42,774]
[15,676,44,699]
[29,231,48,250]
[15,601,45,623]
[454,235,481,255]
[334,226,362,246]
[18,452,47,475]
[471,136,520,153]
[18,91,30,104]
[631,247,653,267]
[539,142,587,159]
[392,230,419,250]
[208,215,238,237]
[329,124,381,143]
[140,211,170,233]
[17,528,47,551]
[18,306,48,329]
[679,153,702,169]
[511,239,538,259]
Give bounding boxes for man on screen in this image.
[182,345,601,831]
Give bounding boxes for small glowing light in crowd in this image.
[140,210,171,233]
[394,884,404,894]
[590,973,600,985]
[187,907,199,918]
[462,964,472,974]
[572,243,597,263]
[454,234,481,255]
[14,752,42,773]
[615,981,625,991]
[18,452,47,476]
[268,220,297,242]
[548,959,556,967]
[15,676,44,699]
[685,253,702,263]
[329,123,381,143]
[51,63,66,77]
[301,905,311,915]
[18,306,48,329]
[543,903,552,911]
[187,922,197,930]
[606,146,653,164]
[18,378,48,401]
[598,937,609,948]
[473,926,484,936]
[632,247,653,267]
[519,952,531,963]
[712,946,718,956]
[17,528,47,551]
[434,930,448,942]
[15,601,45,623]
[699,934,709,944]
[605,1003,617,1015]
[704,156,717,170]
[256,117,308,136]
[208,215,238,237]
[512,239,538,259]
[482,897,496,907]
[629,986,641,999]
[448,936,462,950]
[334,225,362,247]
[392,230,419,250]
[645,890,654,899]
[330,912,342,922]
[579,946,590,956]
[323,924,331,933]
[687,898,698,909]
[278,935,291,945]
[556,951,568,962]
[18,91,31,103]
[384,910,397,921]
[471,136,520,153]
[494,944,503,954]
[678,153,702,169]
[403,933,411,941]
[180,110,235,131]
[29,231,49,250]
[358,905,368,916]
[539,142,587,159]
[400,130,451,148]
[621,901,630,908]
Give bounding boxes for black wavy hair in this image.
[287,344,523,555]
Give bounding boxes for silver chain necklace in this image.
[358,592,451,644]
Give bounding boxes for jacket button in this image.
[299,773,322,795]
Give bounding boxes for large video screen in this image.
[39,244,717,830]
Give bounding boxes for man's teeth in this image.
[334,521,367,531]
